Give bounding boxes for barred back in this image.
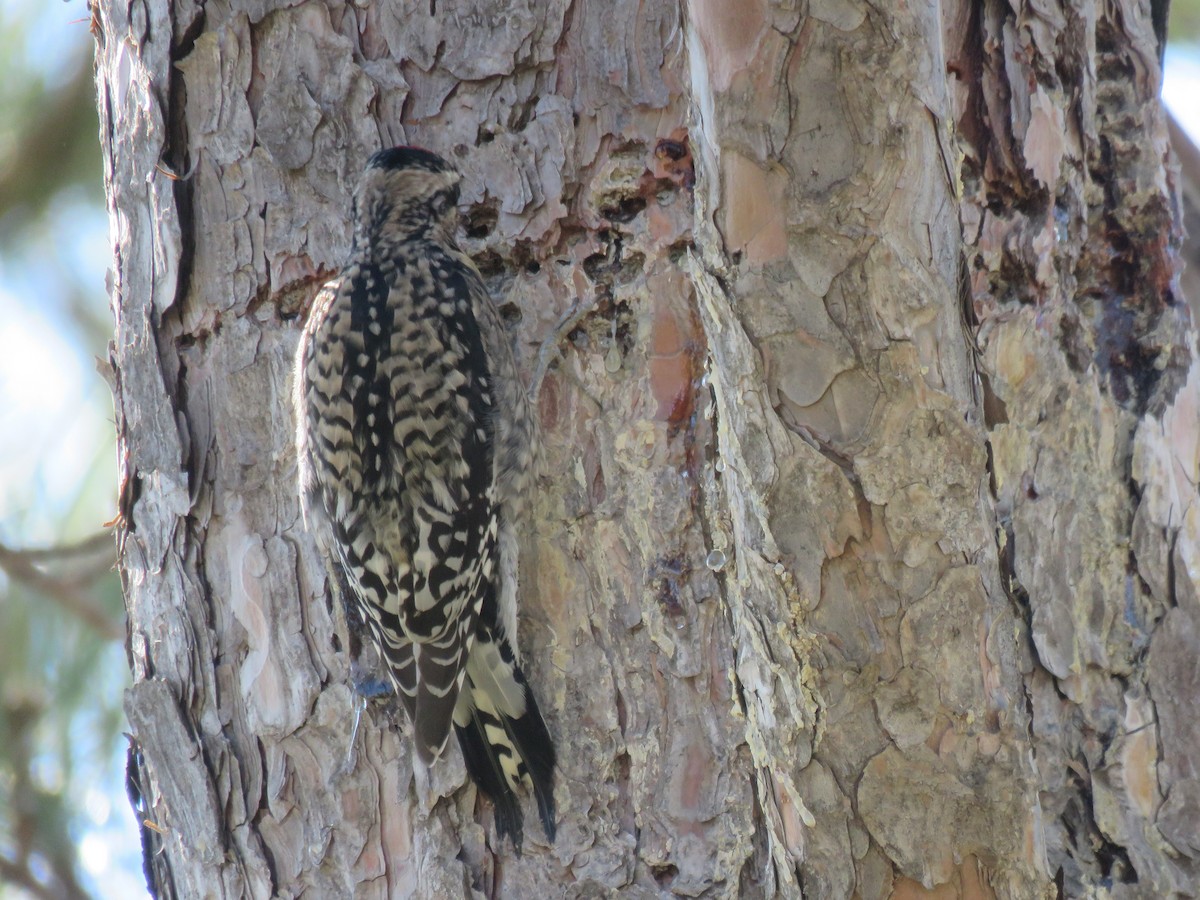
[294,146,555,848]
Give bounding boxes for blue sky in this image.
[1166,45,1200,141]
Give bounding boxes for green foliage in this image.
[1173,0,1200,43]
[0,3,101,228]
[0,1,132,898]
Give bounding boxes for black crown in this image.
[368,146,452,173]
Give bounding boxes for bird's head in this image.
[353,146,462,247]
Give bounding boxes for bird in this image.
[293,145,556,848]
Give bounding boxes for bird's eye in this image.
[432,186,459,216]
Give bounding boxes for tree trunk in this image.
[98,1,1197,897]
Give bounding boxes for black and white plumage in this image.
[294,146,555,847]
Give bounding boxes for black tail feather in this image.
[455,714,525,850]
[454,669,557,850]
[512,680,556,842]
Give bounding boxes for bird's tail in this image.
[453,623,556,850]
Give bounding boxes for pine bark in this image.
[98,1,1197,897]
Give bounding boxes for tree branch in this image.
[0,536,121,641]
[0,854,63,900]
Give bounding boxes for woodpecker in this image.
[294,146,556,848]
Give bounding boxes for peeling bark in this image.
[99,1,1196,897]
